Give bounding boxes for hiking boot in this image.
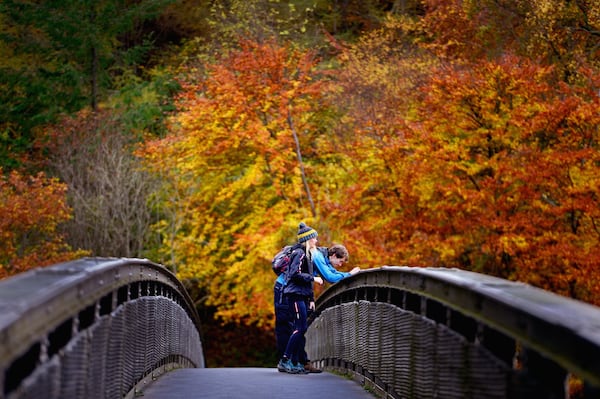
[277,359,287,372]
[304,363,323,373]
[279,359,298,374]
[292,362,309,374]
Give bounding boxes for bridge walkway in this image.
[138,367,376,399]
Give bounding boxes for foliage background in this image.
[1,0,598,366]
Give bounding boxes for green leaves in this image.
[0,0,175,168]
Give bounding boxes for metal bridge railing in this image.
[306,266,600,399]
[0,257,204,399]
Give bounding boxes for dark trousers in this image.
[274,282,293,359]
[284,295,309,365]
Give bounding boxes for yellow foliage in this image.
[138,39,333,326]
[137,6,600,326]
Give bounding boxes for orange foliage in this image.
[138,39,331,326]
[326,48,600,304]
[139,4,599,327]
[420,0,600,75]
[0,170,85,278]
[2,0,598,332]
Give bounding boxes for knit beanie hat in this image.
[297,222,318,243]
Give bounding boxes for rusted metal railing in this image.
[0,258,204,399]
[306,266,600,399]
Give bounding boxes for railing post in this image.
[583,381,600,398]
[509,347,567,399]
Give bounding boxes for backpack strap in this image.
[317,246,328,259]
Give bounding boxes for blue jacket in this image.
[283,244,315,300]
[312,247,351,283]
[275,272,286,286]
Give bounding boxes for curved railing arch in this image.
[0,257,204,399]
[306,266,600,398]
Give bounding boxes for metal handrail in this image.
[308,266,600,398]
[0,257,204,399]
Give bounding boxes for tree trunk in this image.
[287,109,317,218]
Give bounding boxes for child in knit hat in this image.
[296,222,318,243]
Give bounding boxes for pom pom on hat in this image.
[297,222,318,243]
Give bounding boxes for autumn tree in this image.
[204,0,405,49]
[326,42,600,304]
[316,4,600,307]
[318,16,438,266]
[0,170,87,278]
[139,39,332,326]
[208,0,317,43]
[410,55,600,304]
[395,0,600,301]
[420,0,600,78]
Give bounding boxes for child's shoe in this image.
[292,362,308,374]
[304,363,323,373]
[280,358,298,374]
[277,359,287,372]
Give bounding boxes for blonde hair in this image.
[305,238,317,259]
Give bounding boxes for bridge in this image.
[1,258,600,399]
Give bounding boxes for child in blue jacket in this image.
[311,244,360,283]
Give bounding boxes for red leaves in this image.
[324,23,600,305]
[399,55,599,302]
